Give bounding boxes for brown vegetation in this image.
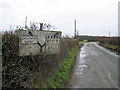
[99,37,120,52]
[99,37,119,45]
[2,31,78,88]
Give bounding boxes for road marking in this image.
[93,42,118,58]
[108,73,112,81]
[107,72,118,88]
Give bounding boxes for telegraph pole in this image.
[109,31,110,37]
[25,16,27,29]
[74,19,76,37]
[40,23,43,31]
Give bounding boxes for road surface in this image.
[69,42,118,88]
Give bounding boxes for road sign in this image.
[17,30,62,56]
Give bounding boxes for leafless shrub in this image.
[99,37,120,51]
[99,37,119,45]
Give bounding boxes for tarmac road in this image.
[69,42,118,88]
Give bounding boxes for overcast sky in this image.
[0,0,119,36]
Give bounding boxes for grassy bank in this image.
[99,42,120,52]
[39,43,84,88]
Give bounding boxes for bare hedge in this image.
[99,37,120,45]
[2,31,78,88]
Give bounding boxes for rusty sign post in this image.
[17,30,62,56]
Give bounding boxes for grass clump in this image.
[45,43,84,88]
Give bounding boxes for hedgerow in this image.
[2,30,79,88]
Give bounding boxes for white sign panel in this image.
[20,36,38,44]
[17,30,62,56]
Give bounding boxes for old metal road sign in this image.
[17,30,62,56]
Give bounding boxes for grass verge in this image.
[99,42,120,52]
[43,43,84,88]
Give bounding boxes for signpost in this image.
[17,30,62,56]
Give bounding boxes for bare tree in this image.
[30,22,38,30]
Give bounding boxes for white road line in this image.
[93,42,118,58]
[107,72,118,88]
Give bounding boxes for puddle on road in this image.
[79,49,87,59]
[78,64,88,68]
[81,50,86,54]
[76,46,89,75]
[80,54,87,59]
[79,59,85,64]
[76,64,89,75]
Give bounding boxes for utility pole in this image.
[9,25,12,31]
[40,23,43,31]
[25,16,27,29]
[74,19,76,37]
[109,31,110,37]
